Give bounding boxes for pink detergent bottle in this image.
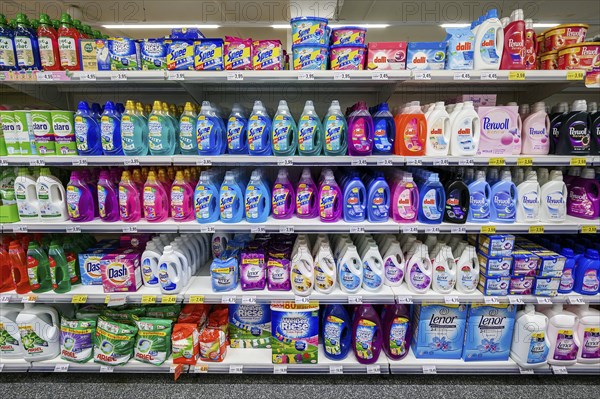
[521,102,550,155]
[66,170,95,222]
[382,304,412,361]
[296,168,318,219]
[171,170,195,221]
[500,9,526,70]
[97,170,120,222]
[80,169,99,218]
[318,169,343,222]
[119,171,141,222]
[391,171,419,223]
[567,168,600,220]
[352,304,383,364]
[272,168,295,219]
[347,101,374,156]
[143,171,169,222]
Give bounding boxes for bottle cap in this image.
[571,99,587,112]
[59,13,73,25]
[39,14,52,25]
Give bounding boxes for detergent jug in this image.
[143,171,169,223]
[271,100,296,156]
[36,168,67,222]
[195,171,220,223]
[227,103,248,154]
[97,170,119,222]
[322,304,351,360]
[271,169,295,219]
[66,170,94,222]
[367,173,390,223]
[219,171,244,223]
[179,102,198,155]
[382,304,411,360]
[348,101,374,156]
[74,101,102,156]
[343,173,366,222]
[490,170,517,223]
[121,100,149,156]
[297,100,323,156]
[319,169,342,222]
[119,171,142,223]
[352,305,383,364]
[245,169,270,223]
[16,304,60,361]
[0,304,23,359]
[323,100,348,156]
[247,100,272,156]
[372,103,395,154]
[100,101,123,155]
[171,171,195,222]
[296,168,318,219]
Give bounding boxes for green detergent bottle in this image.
[62,238,82,284]
[48,241,71,293]
[26,241,52,293]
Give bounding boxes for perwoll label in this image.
[506,31,525,65]
[521,190,540,221]
[480,27,501,65]
[66,185,82,219]
[0,37,16,67]
[470,189,490,219]
[527,332,549,364]
[248,116,267,151]
[445,188,466,221]
[553,329,578,361]
[74,116,90,151]
[118,186,130,219]
[363,260,382,289]
[319,186,337,219]
[148,115,164,151]
[428,119,448,151]
[384,256,404,284]
[390,317,409,356]
[567,121,590,152]
[14,36,34,67]
[143,187,158,220]
[456,118,476,152]
[194,186,212,220]
[581,270,599,293]
[324,115,343,151]
[142,257,158,285]
[355,319,376,360]
[179,116,195,151]
[219,186,236,220]
[171,186,185,219]
[120,115,135,151]
[397,187,417,220]
[345,187,364,218]
[568,187,594,218]
[493,191,516,220]
[58,36,77,66]
[0,322,20,354]
[272,184,290,216]
[324,315,344,355]
[38,37,56,67]
[339,262,361,291]
[27,255,40,289]
[100,116,116,151]
[422,188,441,220]
[197,116,216,151]
[545,191,566,220]
[291,264,312,293]
[245,185,261,219]
[296,184,314,216]
[581,327,600,359]
[403,118,422,152]
[18,325,48,356]
[272,116,291,151]
[409,263,431,290]
[527,124,548,152]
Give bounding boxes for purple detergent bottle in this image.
[66,171,95,222]
[118,171,142,222]
[296,168,318,219]
[97,170,119,222]
[382,304,412,360]
[347,101,374,156]
[352,304,383,364]
[271,168,295,219]
[318,169,343,222]
[80,169,99,218]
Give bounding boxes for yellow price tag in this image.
[480,226,497,234]
[517,157,533,166]
[105,295,110,304]
[189,295,205,304]
[161,295,177,304]
[528,225,544,234]
[488,157,506,166]
[141,295,156,304]
[570,157,586,166]
[71,294,88,304]
[566,70,584,80]
[508,71,525,80]
[581,225,598,234]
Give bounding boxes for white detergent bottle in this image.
[211,232,231,259]
[516,170,541,223]
[0,304,24,359]
[171,243,192,286]
[314,241,336,294]
[449,101,480,156]
[36,168,67,222]
[510,305,550,369]
[424,235,438,254]
[181,234,201,274]
[447,102,463,130]
[362,244,385,292]
[405,243,432,294]
[455,245,479,294]
[522,102,550,155]
[565,304,600,364]
[16,304,60,361]
[174,237,197,275]
[158,246,187,294]
[425,102,450,156]
[541,304,580,366]
[401,235,418,256]
[537,167,549,187]
[338,244,363,293]
[141,242,162,287]
[474,8,504,70]
[381,239,405,287]
[432,245,456,294]
[14,168,40,222]
[311,234,329,258]
[291,243,314,296]
[540,170,567,223]
[507,102,523,155]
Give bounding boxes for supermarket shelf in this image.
[563,363,600,375]
[29,355,187,373]
[6,219,179,234]
[174,155,405,166]
[0,358,30,373]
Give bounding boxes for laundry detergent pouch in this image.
[102,306,146,325]
[133,317,172,366]
[60,317,97,363]
[411,303,468,359]
[240,250,266,291]
[141,39,167,70]
[267,256,291,291]
[445,28,475,70]
[210,258,238,292]
[93,316,138,366]
[171,323,199,365]
[225,37,252,70]
[108,38,140,70]
[252,40,282,70]
[166,40,196,70]
[271,302,319,364]
[407,42,447,70]
[462,304,516,361]
[194,38,224,70]
[198,327,227,362]
[229,304,271,348]
[477,106,520,155]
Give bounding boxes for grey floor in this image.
[1,374,599,399]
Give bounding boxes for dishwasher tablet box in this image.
[477,252,512,277]
[477,234,515,257]
[411,303,468,359]
[478,273,510,296]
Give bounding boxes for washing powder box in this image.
[478,273,510,296]
[533,277,561,296]
[478,234,515,257]
[477,252,512,277]
[407,42,446,70]
[100,250,142,293]
[229,304,271,348]
[462,304,516,361]
[511,250,540,276]
[411,303,468,359]
[108,38,141,70]
[79,249,114,285]
[271,302,318,364]
[367,42,407,70]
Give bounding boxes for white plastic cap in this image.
[571,99,587,112]
[501,170,512,181]
[511,9,524,22]
[526,170,538,181]
[304,100,315,111]
[525,18,533,29]
[580,168,596,179]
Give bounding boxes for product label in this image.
[66,185,82,219]
[179,116,196,151]
[120,116,135,151]
[544,190,566,221]
[409,262,431,290]
[272,115,291,152]
[384,256,404,284]
[26,255,40,289]
[581,270,599,293]
[434,265,454,291]
[118,186,130,219]
[272,184,291,216]
[245,186,262,219]
[74,116,90,151]
[581,327,600,359]
[142,257,158,285]
[492,190,516,220]
[559,269,574,292]
[325,115,344,152]
[396,187,417,221]
[567,120,589,152]
[18,325,49,355]
[370,187,389,219]
[445,188,466,221]
[355,319,376,360]
[291,264,312,293]
[219,187,236,220]
[171,186,185,219]
[345,187,365,218]
[374,119,392,152]
[363,260,382,289]
[194,186,213,220]
[389,317,409,356]
[527,332,549,364]
[422,188,441,220]
[296,184,315,216]
[58,36,77,67]
[520,189,540,221]
[339,262,361,291]
[97,185,108,219]
[248,115,267,152]
[480,27,500,65]
[38,37,57,67]
[298,115,317,152]
[148,116,164,151]
[455,117,477,152]
[319,186,338,219]
[37,182,60,219]
[324,315,344,356]
[197,116,217,151]
[428,118,448,152]
[553,329,578,361]
[0,322,20,354]
[15,36,34,67]
[568,187,594,218]
[403,118,422,152]
[100,116,116,151]
[470,189,490,219]
[158,262,176,291]
[0,37,16,67]
[460,265,477,291]
[143,187,158,220]
[314,259,334,291]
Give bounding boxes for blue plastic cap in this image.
[575,244,586,253]
[77,101,90,110]
[585,249,599,259]
[487,9,499,19]
[380,103,389,111]
[561,248,574,257]
[104,101,115,110]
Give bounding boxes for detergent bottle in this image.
[343,173,366,222]
[418,172,445,224]
[247,100,272,156]
[455,245,479,294]
[118,171,141,223]
[394,101,427,156]
[14,13,41,70]
[14,168,40,222]
[367,172,390,223]
[74,101,102,156]
[171,171,194,222]
[97,170,119,222]
[271,168,295,219]
[296,168,318,219]
[510,305,550,368]
[66,170,94,222]
[352,305,383,364]
[558,248,576,294]
[391,172,419,223]
[143,171,169,223]
[319,169,343,222]
[541,304,580,366]
[57,12,81,70]
[141,242,161,287]
[449,101,480,156]
[590,103,600,154]
[36,168,67,222]
[549,102,568,154]
[195,171,220,223]
[443,173,469,224]
[516,170,541,223]
[473,9,504,70]
[372,103,395,154]
[158,245,189,294]
[26,241,52,293]
[490,170,517,223]
[362,244,385,291]
[100,101,123,155]
[291,241,314,296]
[121,100,148,156]
[1,246,13,293]
[37,14,60,70]
[314,240,336,294]
[322,305,351,360]
[226,103,248,154]
[338,244,363,293]
[381,238,405,287]
[565,303,600,363]
[574,249,599,295]
[347,101,374,156]
[8,241,30,294]
[245,169,270,223]
[323,100,348,156]
[524,19,537,69]
[431,245,456,294]
[405,242,432,294]
[164,102,181,154]
[219,171,244,223]
[271,100,297,156]
[568,168,600,220]
[540,170,567,223]
[382,304,411,360]
[556,100,590,155]
[16,304,60,361]
[148,100,174,156]
[297,100,323,156]
[48,241,70,293]
[522,102,550,155]
[426,101,450,156]
[0,304,23,359]
[500,9,525,70]
[0,14,17,71]
[178,102,197,155]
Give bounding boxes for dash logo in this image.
[106,262,129,285]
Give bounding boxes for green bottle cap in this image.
[15,13,29,25]
[0,14,7,25]
[39,14,52,25]
[60,13,73,25]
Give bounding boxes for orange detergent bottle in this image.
[394,101,427,156]
[57,13,81,71]
[8,240,30,294]
[0,245,14,292]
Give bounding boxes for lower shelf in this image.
[28,356,186,374]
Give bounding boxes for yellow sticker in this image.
[566,70,584,80]
[141,295,157,304]
[488,157,506,166]
[161,295,177,304]
[71,294,88,304]
[508,71,525,80]
[528,225,544,234]
[581,225,598,234]
[517,157,533,166]
[189,295,205,304]
[570,157,587,166]
[480,226,497,234]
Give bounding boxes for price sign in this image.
[100,365,114,373]
[295,295,310,304]
[0,295,11,303]
[105,294,127,307]
[508,296,524,305]
[480,226,497,234]
[227,72,244,81]
[458,159,474,166]
[444,296,459,305]
[197,159,212,166]
[242,296,257,304]
[552,366,568,375]
[334,71,351,80]
[298,72,314,80]
[12,225,28,233]
[422,365,437,374]
[251,226,266,234]
[453,72,471,80]
[273,365,288,374]
[568,296,585,305]
[54,364,69,372]
[371,72,389,80]
[141,295,156,304]
[396,296,413,304]
[21,294,37,303]
[110,72,127,81]
[167,71,185,80]
[401,226,419,234]
[193,364,208,373]
[122,226,137,233]
[124,158,140,166]
[414,71,432,80]
[229,365,243,374]
[276,158,293,166]
[80,72,96,81]
[71,295,88,304]
[569,157,587,166]
[376,158,393,166]
[484,296,500,305]
[581,225,597,234]
[537,297,552,305]
[566,70,584,80]
[71,159,88,166]
[517,157,533,166]
[279,226,294,234]
[29,159,45,166]
[36,71,54,81]
[488,157,506,166]
[161,295,177,304]
[508,71,525,80]
[451,227,466,234]
[329,365,343,374]
[200,226,216,233]
[66,225,81,233]
[189,295,204,304]
[519,367,534,375]
[406,158,422,166]
[433,158,449,166]
[480,72,498,80]
[528,226,544,234]
[348,295,363,304]
[366,365,381,374]
[221,296,236,304]
[350,226,365,234]
[425,226,440,234]
[351,158,367,166]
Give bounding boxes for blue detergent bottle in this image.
[194,170,220,223]
[74,101,103,156]
[490,170,517,223]
[372,103,395,154]
[367,172,391,222]
[100,101,123,155]
[211,103,227,155]
[245,169,270,223]
[467,170,491,222]
[0,14,18,71]
[322,304,351,360]
[13,13,41,70]
[574,249,600,295]
[226,103,248,154]
[248,100,272,156]
[558,248,576,294]
[343,172,366,222]
[220,171,244,223]
[418,172,445,224]
[272,100,297,156]
[121,100,148,156]
[197,101,225,156]
[298,100,323,156]
[323,100,348,156]
[91,103,102,120]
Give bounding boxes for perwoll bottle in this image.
[556,100,590,155]
[516,170,541,223]
[522,102,550,155]
[540,170,567,223]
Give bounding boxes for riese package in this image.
[271,302,319,364]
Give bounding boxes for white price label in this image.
[519,367,534,375]
[21,295,37,303]
[350,227,365,234]
[414,71,432,80]
[422,365,437,374]
[106,294,127,307]
[66,225,81,233]
[200,226,216,233]
[406,158,422,166]
[100,365,114,373]
[348,295,363,304]
[196,159,212,166]
[552,366,568,375]
[371,72,389,80]
[425,227,440,234]
[334,71,351,80]
[54,364,69,372]
[508,296,524,305]
[0,160,8,167]
[122,226,137,233]
[123,158,140,166]
[29,159,45,166]
[0,295,10,303]
[80,72,96,81]
[458,159,474,166]
[251,226,266,234]
[221,296,236,304]
[401,226,419,234]
[451,227,466,234]
[295,295,310,304]
[276,158,293,166]
[273,365,288,374]
[484,296,500,305]
[537,297,552,305]
[36,71,54,81]
[229,365,243,374]
[351,158,367,166]
[444,296,459,305]
[568,296,585,305]
[242,296,256,304]
[396,296,413,304]
[227,72,244,81]
[279,226,294,234]
[376,158,393,166]
[71,159,88,166]
[433,158,449,166]
[298,72,314,80]
[453,72,471,80]
[480,72,498,80]
[329,365,343,374]
[366,365,381,374]
[12,225,28,233]
[167,71,185,80]
[111,72,127,81]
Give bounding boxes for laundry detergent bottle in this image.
[373,103,395,154]
[522,102,550,155]
[556,100,590,155]
[149,100,175,156]
[271,100,297,156]
[121,100,149,156]
[382,304,412,360]
[322,304,351,360]
[66,170,94,222]
[490,170,517,223]
[449,101,480,156]
[352,305,383,364]
[510,305,550,369]
[271,168,295,219]
[195,171,220,223]
[14,13,41,70]
[247,100,272,156]
[565,304,600,363]
[245,169,270,223]
[0,14,17,71]
[296,168,318,219]
[319,169,343,222]
[323,100,348,156]
[143,171,169,223]
[97,170,119,222]
[567,168,600,220]
[26,241,52,293]
[343,173,366,222]
[16,304,60,361]
[405,243,432,294]
[367,172,390,223]
[74,101,102,156]
[516,170,541,223]
[426,102,450,156]
[118,171,141,223]
[468,170,491,222]
[392,172,419,223]
[500,9,525,70]
[171,171,195,222]
[443,173,469,224]
[219,171,244,223]
[226,103,247,154]
[100,101,123,155]
[541,304,580,366]
[540,170,567,223]
[418,172,445,224]
[37,14,60,70]
[574,249,600,296]
[297,100,323,156]
[394,101,426,156]
[36,167,67,222]
[474,9,504,70]
[348,101,374,156]
[178,102,198,155]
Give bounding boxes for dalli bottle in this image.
[522,102,550,155]
[391,172,418,223]
[179,102,197,155]
[540,170,567,223]
[418,172,445,224]
[394,101,426,156]
[343,173,366,222]
[510,305,550,369]
[516,170,541,223]
[500,9,525,70]
[425,102,450,156]
[372,103,395,154]
[367,172,390,223]
[490,170,517,223]
[473,9,504,70]
[556,100,590,155]
[14,13,42,70]
[449,101,480,156]
[227,103,248,154]
[443,173,469,224]
[297,100,323,156]
[271,100,296,156]
[121,100,148,156]
[323,100,348,156]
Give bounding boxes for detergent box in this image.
[530,251,566,278]
[533,277,561,296]
[167,40,197,70]
[453,94,497,108]
[79,249,113,285]
[462,304,516,361]
[477,234,515,257]
[510,249,540,276]
[79,39,110,71]
[367,42,407,70]
[271,302,319,364]
[107,38,141,70]
[141,39,168,70]
[252,40,283,70]
[100,250,142,293]
[406,42,447,70]
[478,273,510,296]
[477,252,512,277]
[509,275,535,295]
[229,304,271,348]
[444,28,475,70]
[411,303,468,359]
[194,39,224,70]
[476,106,520,156]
